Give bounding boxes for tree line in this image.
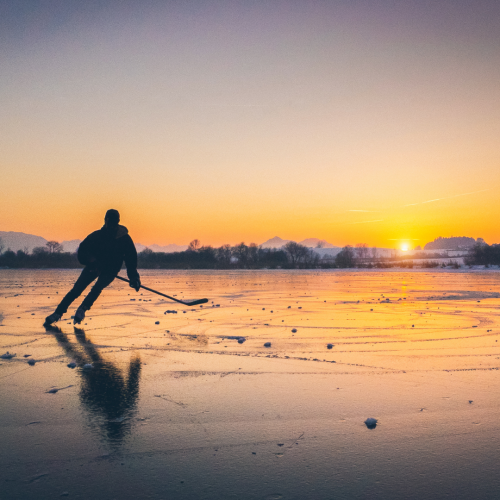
[0,238,373,269]
[0,240,80,268]
[0,238,322,269]
[127,240,323,269]
[1,237,498,269]
[424,236,481,251]
[464,242,500,266]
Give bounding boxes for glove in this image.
[129,275,141,292]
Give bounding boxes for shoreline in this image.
[1,266,499,273]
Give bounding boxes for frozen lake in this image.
[1,269,500,499]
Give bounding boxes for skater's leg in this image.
[79,271,116,312]
[55,267,99,315]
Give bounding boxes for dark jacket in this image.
[77,225,138,279]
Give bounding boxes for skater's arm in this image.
[123,235,140,285]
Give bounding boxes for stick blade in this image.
[184,298,209,306]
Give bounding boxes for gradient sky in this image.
[1,0,499,248]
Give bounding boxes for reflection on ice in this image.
[49,325,141,446]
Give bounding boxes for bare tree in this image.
[0,237,4,255]
[32,246,48,256]
[46,241,63,254]
[315,240,325,249]
[248,243,258,265]
[216,244,232,267]
[335,245,356,268]
[355,243,368,262]
[284,241,299,265]
[232,242,249,267]
[188,239,200,252]
[284,241,309,266]
[198,245,216,263]
[371,247,378,261]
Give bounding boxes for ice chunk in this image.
[364,418,378,429]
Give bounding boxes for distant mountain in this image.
[260,236,339,250]
[312,247,343,258]
[260,236,292,248]
[0,230,188,254]
[148,243,188,253]
[135,243,188,253]
[299,238,338,249]
[0,231,48,253]
[61,239,82,253]
[2,230,352,256]
[424,236,480,251]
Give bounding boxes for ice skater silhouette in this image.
[44,209,141,325]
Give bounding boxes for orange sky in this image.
[1,1,499,249]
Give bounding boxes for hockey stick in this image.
[115,275,208,306]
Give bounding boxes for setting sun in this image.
[401,243,409,252]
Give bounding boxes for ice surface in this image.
[1,269,500,499]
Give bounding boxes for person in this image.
[44,209,141,326]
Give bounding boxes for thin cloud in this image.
[404,189,490,207]
[348,219,384,225]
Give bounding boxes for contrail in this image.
[404,189,489,207]
[348,219,384,224]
